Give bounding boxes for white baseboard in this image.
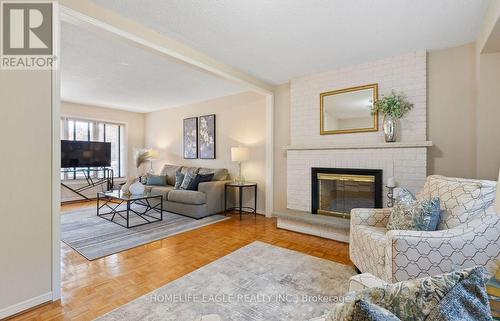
[0,292,52,319]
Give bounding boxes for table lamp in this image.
[231,147,249,184]
[147,149,159,174]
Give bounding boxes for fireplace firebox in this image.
[311,168,382,219]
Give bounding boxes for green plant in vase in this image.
[371,90,413,142]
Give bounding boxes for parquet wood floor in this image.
[7,201,351,321]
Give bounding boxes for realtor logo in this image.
[1,1,55,69]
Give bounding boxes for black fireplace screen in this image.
[311,168,382,218]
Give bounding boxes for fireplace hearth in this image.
[311,168,382,219]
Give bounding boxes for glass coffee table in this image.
[97,190,163,228]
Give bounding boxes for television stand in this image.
[61,167,114,202]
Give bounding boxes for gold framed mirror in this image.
[320,83,378,135]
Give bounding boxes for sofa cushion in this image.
[417,175,497,229]
[168,190,206,205]
[181,166,200,175]
[149,185,174,198]
[160,164,182,186]
[198,167,228,181]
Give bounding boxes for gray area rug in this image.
[61,206,229,260]
[96,241,356,321]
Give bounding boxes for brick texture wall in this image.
[287,148,427,211]
[290,51,427,145]
[287,51,428,211]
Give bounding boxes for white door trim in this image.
[51,1,61,301]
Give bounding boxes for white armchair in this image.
[350,175,499,283]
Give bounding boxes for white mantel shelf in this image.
[284,141,433,151]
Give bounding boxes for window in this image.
[61,117,125,179]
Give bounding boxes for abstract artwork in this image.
[198,114,216,159]
[183,117,198,159]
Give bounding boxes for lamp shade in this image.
[147,149,159,160]
[231,147,249,162]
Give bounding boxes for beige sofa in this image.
[145,164,230,219]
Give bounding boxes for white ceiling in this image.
[90,0,491,85]
[61,21,249,113]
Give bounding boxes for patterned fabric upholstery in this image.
[349,273,388,292]
[350,224,388,280]
[350,175,500,283]
[328,267,489,321]
[417,175,496,229]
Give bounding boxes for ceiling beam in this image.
[58,0,275,95]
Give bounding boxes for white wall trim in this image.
[0,292,52,320]
[265,94,274,217]
[51,1,62,302]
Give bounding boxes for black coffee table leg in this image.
[239,186,243,220]
[254,185,257,218]
[126,200,130,228]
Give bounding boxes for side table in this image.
[224,182,257,220]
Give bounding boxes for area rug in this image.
[96,241,356,321]
[61,206,229,260]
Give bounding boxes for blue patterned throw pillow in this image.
[174,172,185,189]
[352,300,401,321]
[387,188,440,231]
[395,188,417,203]
[327,267,489,321]
[180,171,196,190]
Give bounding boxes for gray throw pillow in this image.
[174,172,185,189]
[352,300,401,321]
[180,172,196,190]
[387,188,440,231]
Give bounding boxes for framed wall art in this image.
[198,114,216,159]
[183,117,198,159]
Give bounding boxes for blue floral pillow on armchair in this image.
[387,188,441,231]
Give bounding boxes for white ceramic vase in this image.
[129,180,145,195]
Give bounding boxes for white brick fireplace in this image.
[279,51,432,241]
[287,145,428,211]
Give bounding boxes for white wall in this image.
[0,70,54,315]
[145,91,267,213]
[290,51,427,146]
[477,52,500,180]
[428,43,478,179]
[273,83,290,211]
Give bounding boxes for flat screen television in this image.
[61,140,111,168]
